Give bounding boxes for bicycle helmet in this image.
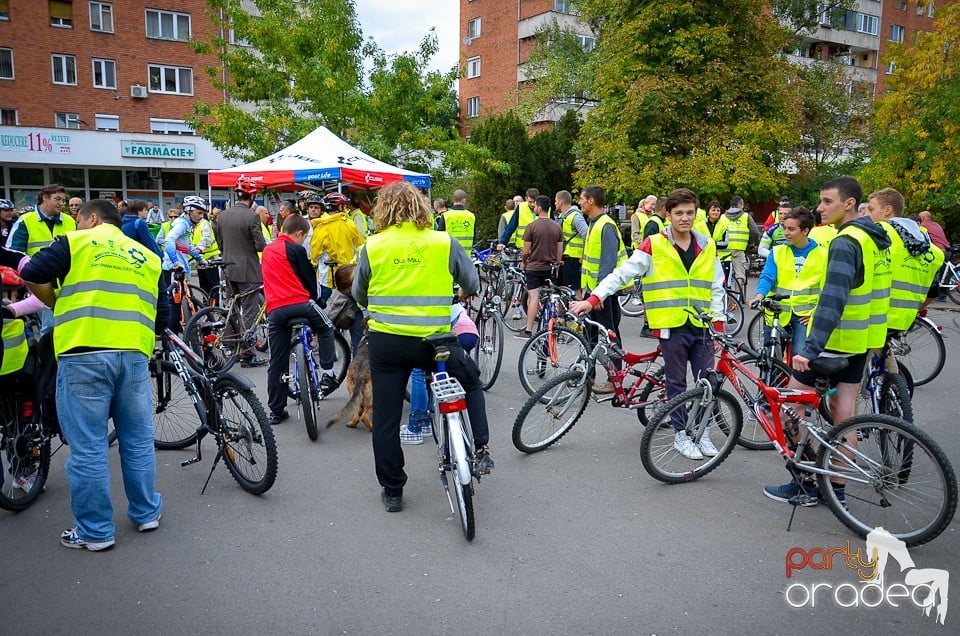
[181,195,208,212]
[0,199,13,210]
[322,192,350,211]
[234,175,261,196]
[304,192,325,206]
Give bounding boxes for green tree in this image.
[467,112,531,240]
[861,2,960,231]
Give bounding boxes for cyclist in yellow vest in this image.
[155,208,181,245]
[630,195,657,248]
[0,245,45,376]
[350,196,373,239]
[555,189,587,289]
[764,176,892,506]
[571,188,726,459]
[750,207,827,355]
[497,198,516,240]
[352,181,493,512]
[722,196,760,291]
[22,198,164,551]
[642,197,669,239]
[191,205,221,297]
[436,189,475,252]
[498,188,539,248]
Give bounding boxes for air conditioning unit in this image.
[148,167,161,179]
[130,85,148,99]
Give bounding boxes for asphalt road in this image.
[3,302,959,635]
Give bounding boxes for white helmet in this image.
[181,195,208,212]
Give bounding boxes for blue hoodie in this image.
[121,214,163,257]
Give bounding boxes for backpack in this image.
[325,289,358,330]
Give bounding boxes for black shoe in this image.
[240,356,267,368]
[381,489,403,512]
[319,374,339,397]
[268,409,289,426]
[475,445,494,476]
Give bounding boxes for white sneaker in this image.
[698,431,719,457]
[674,432,704,460]
[399,424,424,445]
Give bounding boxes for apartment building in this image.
[0,0,234,209]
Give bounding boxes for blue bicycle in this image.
[287,320,350,441]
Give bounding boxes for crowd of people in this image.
[0,172,953,548]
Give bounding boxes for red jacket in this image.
[262,234,318,312]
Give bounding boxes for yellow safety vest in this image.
[352,209,371,237]
[52,224,161,358]
[707,217,732,261]
[724,214,750,251]
[443,208,476,252]
[21,212,76,256]
[808,225,837,248]
[0,318,28,375]
[559,208,585,258]
[881,222,944,331]
[771,243,827,323]
[632,210,650,248]
[513,202,536,248]
[648,215,666,235]
[364,223,454,337]
[191,218,221,260]
[815,225,891,353]
[581,214,627,291]
[642,235,717,329]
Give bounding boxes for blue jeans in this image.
[56,351,162,543]
[408,368,431,430]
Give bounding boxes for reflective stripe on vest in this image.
[581,214,627,291]
[642,235,717,329]
[365,223,454,337]
[444,209,475,251]
[191,219,221,259]
[21,211,76,256]
[560,209,585,258]
[52,224,161,358]
[771,243,827,322]
[513,203,536,247]
[0,319,28,375]
[725,214,750,251]
[882,223,944,330]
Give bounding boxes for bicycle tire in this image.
[731,353,791,450]
[512,370,591,453]
[746,312,765,351]
[617,286,645,318]
[946,268,960,304]
[634,367,666,427]
[215,378,277,495]
[188,284,210,307]
[815,413,957,547]
[0,398,51,512]
[184,306,244,373]
[639,386,743,484]
[502,279,527,333]
[892,317,945,386]
[152,359,202,450]
[331,330,351,386]
[517,325,590,397]
[879,372,913,423]
[898,361,915,397]
[723,295,744,337]
[297,342,319,442]
[473,309,504,391]
[446,412,476,541]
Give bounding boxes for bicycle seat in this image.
[425,333,459,348]
[288,318,310,328]
[808,357,849,376]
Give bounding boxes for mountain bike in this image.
[721,262,745,336]
[286,319,343,441]
[512,314,666,453]
[196,258,232,308]
[470,283,504,391]
[617,276,645,318]
[640,319,957,547]
[170,265,208,332]
[500,265,528,333]
[886,311,945,387]
[426,333,487,541]
[183,285,268,373]
[516,283,588,396]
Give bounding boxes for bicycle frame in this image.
[289,324,321,401]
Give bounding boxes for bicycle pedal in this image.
[181,456,201,467]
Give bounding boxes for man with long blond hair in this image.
[353,182,493,513]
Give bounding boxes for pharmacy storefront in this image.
[0,126,233,211]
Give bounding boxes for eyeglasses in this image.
[168,214,179,218]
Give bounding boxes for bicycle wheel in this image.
[296,343,319,441]
[215,378,277,495]
[331,331,351,386]
[890,318,945,386]
[188,284,210,307]
[815,414,957,546]
[184,306,244,373]
[722,294,744,336]
[473,309,504,391]
[731,354,791,450]
[946,268,960,304]
[513,370,591,453]
[617,286,645,318]
[517,325,590,397]
[152,360,202,450]
[640,387,743,484]
[0,397,51,512]
[446,412,475,541]
[502,279,527,333]
[746,312,765,351]
[634,368,666,426]
[879,372,913,423]
[898,361,915,397]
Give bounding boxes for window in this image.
[92,58,116,89]
[917,2,925,14]
[148,64,193,95]
[146,9,191,41]
[0,48,12,80]
[1,108,17,125]
[52,54,77,85]
[466,56,480,79]
[554,0,576,14]
[900,2,907,10]
[229,28,251,46]
[94,114,119,131]
[890,25,905,42]
[89,2,113,33]
[929,2,935,17]
[856,13,879,35]
[466,96,480,119]
[0,0,9,20]
[149,118,194,135]
[577,35,596,52]
[886,60,896,75]
[55,112,81,129]
[467,17,481,39]
[49,1,73,27]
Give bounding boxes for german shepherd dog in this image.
[326,337,373,431]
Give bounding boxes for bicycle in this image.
[617,276,645,318]
[169,265,208,332]
[512,314,666,453]
[855,343,913,424]
[500,264,528,333]
[196,257,232,308]
[286,318,343,441]
[470,281,504,391]
[935,245,960,304]
[183,285,269,373]
[426,332,487,541]
[720,261,745,336]
[516,284,589,396]
[886,310,945,387]
[640,319,957,546]
[163,328,278,495]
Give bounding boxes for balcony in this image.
[518,11,586,40]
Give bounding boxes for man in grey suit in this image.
[216,176,267,367]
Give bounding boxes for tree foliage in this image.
[861,2,960,230]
